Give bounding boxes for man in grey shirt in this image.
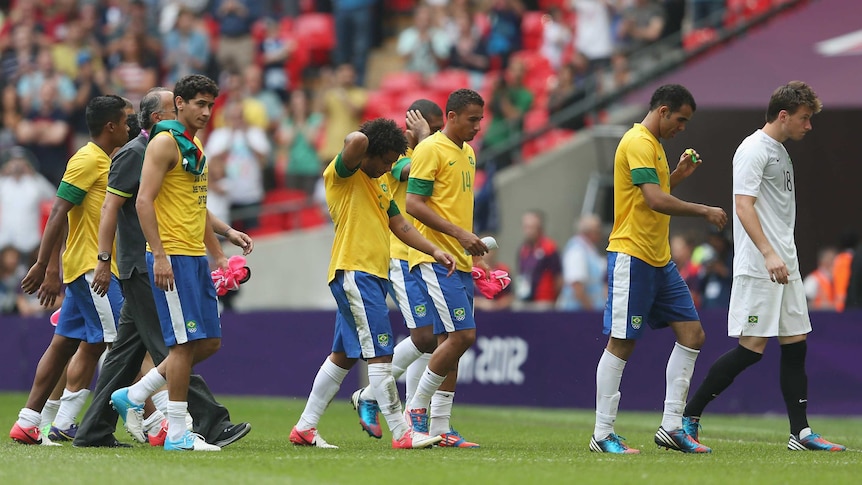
[74,87,253,448]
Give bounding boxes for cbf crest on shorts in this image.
[186,320,198,334]
[630,315,643,330]
[377,333,391,348]
[414,304,427,318]
[454,308,466,322]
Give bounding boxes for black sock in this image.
[780,340,809,436]
[684,345,762,417]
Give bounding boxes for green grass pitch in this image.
[0,392,860,484]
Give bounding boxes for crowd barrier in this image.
[2,310,859,415]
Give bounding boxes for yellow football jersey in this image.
[607,123,672,267]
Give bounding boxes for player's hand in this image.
[21,262,47,295]
[91,260,112,297]
[764,251,789,284]
[458,231,489,256]
[704,206,727,230]
[214,255,230,274]
[152,256,175,291]
[675,148,701,177]
[37,274,62,308]
[473,256,491,281]
[227,228,254,255]
[405,109,430,145]
[433,249,456,277]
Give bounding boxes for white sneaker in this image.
[290,426,338,449]
[164,430,221,451]
[40,434,62,446]
[392,430,443,449]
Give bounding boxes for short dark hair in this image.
[408,99,443,121]
[85,95,127,137]
[446,88,484,115]
[649,84,696,113]
[139,87,170,130]
[359,118,408,158]
[174,74,219,104]
[765,81,822,123]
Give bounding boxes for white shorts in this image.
[727,275,811,338]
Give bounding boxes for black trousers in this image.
[73,269,232,445]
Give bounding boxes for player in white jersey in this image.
[682,81,845,452]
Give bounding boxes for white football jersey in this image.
[731,129,800,280]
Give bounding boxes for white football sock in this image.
[405,353,431,405]
[17,407,41,428]
[391,337,423,381]
[128,368,167,404]
[429,390,454,436]
[368,363,408,440]
[143,409,165,435]
[296,358,349,430]
[799,427,812,439]
[407,368,446,411]
[661,342,699,431]
[53,388,90,430]
[152,390,169,415]
[40,399,61,428]
[167,401,188,442]
[359,386,375,401]
[595,349,626,439]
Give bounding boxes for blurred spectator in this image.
[691,0,725,29]
[0,24,39,85]
[277,89,323,196]
[516,209,562,309]
[557,214,606,311]
[162,6,211,86]
[205,100,271,232]
[474,241,515,311]
[804,246,837,311]
[206,151,231,225]
[17,47,76,115]
[547,57,588,131]
[105,0,161,54]
[485,0,524,68]
[397,4,451,77]
[697,228,732,309]
[0,84,21,151]
[671,233,701,307]
[259,17,296,99]
[832,230,856,312]
[483,58,533,169]
[211,69,268,130]
[844,243,862,311]
[601,49,632,94]
[15,79,71,185]
[332,0,377,85]
[245,64,284,135]
[319,63,366,163]
[212,0,262,71]
[572,0,615,75]
[108,32,159,107]
[539,6,572,71]
[617,0,666,57]
[0,147,56,261]
[446,10,490,90]
[70,51,109,150]
[51,17,105,80]
[0,245,25,315]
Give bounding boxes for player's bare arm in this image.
[389,213,456,276]
[735,193,788,284]
[406,192,488,256]
[38,229,64,307]
[204,211,229,272]
[91,192,125,297]
[136,133,177,291]
[207,209,253,255]
[340,131,369,172]
[639,183,727,229]
[21,197,74,297]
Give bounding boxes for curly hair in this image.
[174,74,219,103]
[85,95,127,137]
[359,118,408,157]
[649,84,696,113]
[446,88,484,115]
[766,81,822,123]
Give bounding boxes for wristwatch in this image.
[97,251,111,262]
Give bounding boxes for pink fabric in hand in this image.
[471,266,512,299]
[211,255,252,296]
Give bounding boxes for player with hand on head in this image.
[682,81,844,452]
[11,95,130,446]
[290,117,455,450]
[590,84,727,454]
[403,89,489,447]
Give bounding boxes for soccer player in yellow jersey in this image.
[290,118,455,450]
[590,84,727,455]
[12,95,130,446]
[111,75,248,452]
[403,89,490,445]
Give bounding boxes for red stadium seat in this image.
[363,90,397,121]
[378,71,424,95]
[293,13,336,65]
[431,69,471,94]
[683,28,718,52]
[521,108,549,161]
[521,11,546,52]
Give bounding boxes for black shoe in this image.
[73,435,133,448]
[212,422,251,448]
